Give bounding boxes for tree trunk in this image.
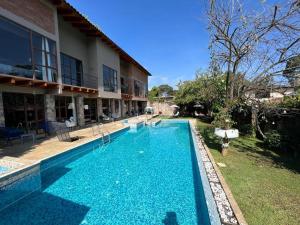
[251,105,257,137]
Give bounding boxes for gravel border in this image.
[191,124,248,225]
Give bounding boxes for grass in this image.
[196,120,300,225]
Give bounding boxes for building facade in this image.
[0,0,150,131]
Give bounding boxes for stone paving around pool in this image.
[0,115,152,162]
[190,120,247,225]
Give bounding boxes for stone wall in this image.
[45,94,56,122]
[76,96,85,126]
[148,102,175,116]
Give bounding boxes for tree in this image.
[148,86,160,102]
[283,55,300,87]
[157,84,174,96]
[175,70,226,115]
[207,0,300,136]
[208,0,300,101]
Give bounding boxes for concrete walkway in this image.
[0,115,152,162]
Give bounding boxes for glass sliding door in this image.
[84,98,97,123]
[3,93,45,131]
[55,96,73,122]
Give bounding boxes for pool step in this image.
[102,132,111,144]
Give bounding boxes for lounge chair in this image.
[56,128,79,142]
[98,114,113,123]
[65,117,76,128]
[172,111,180,117]
[111,113,120,121]
[0,127,24,145]
[194,111,201,117]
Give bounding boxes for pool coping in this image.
[188,120,248,225]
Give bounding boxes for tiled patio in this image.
[0,115,151,162]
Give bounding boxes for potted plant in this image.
[212,108,239,156]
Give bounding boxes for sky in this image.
[67,0,210,89]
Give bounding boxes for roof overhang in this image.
[48,0,151,76]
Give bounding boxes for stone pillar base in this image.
[45,94,56,122]
[76,96,85,126]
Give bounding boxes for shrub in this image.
[264,131,281,150]
[238,124,254,136]
[212,108,235,129]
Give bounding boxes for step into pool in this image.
[0,120,219,225]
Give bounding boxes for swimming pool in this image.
[0,120,220,225]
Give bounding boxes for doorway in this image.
[3,92,45,131]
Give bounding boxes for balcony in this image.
[61,73,98,94]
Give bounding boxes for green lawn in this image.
[196,120,300,225]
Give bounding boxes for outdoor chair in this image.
[0,127,24,145]
[98,114,113,123]
[65,117,76,128]
[56,128,79,142]
[172,111,180,117]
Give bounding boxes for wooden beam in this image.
[57,8,74,15]
[50,0,63,5]
[15,80,33,86]
[37,82,48,88]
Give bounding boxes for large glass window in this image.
[55,96,73,122]
[0,16,57,82]
[61,53,83,86]
[134,80,145,97]
[0,17,32,78]
[32,32,57,82]
[103,65,118,92]
[3,93,45,131]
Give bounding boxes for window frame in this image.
[61,53,83,86]
[103,65,118,93]
[0,16,58,82]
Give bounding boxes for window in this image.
[0,16,57,82]
[121,77,129,94]
[103,65,118,92]
[3,93,44,131]
[32,33,57,82]
[134,80,145,97]
[55,96,73,122]
[61,53,83,86]
[0,17,32,78]
[84,98,97,123]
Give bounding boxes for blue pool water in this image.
[0,121,211,225]
[0,166,8,174]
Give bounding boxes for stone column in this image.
[128,100,132,116]
[76,96,85,126]
[97,98,103,120]
[134,101,138,113]
[117,100,121,117]
[121,100,125,117]
[111,99,115,116]
[45,94,56,122]
[0,92,5,127]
